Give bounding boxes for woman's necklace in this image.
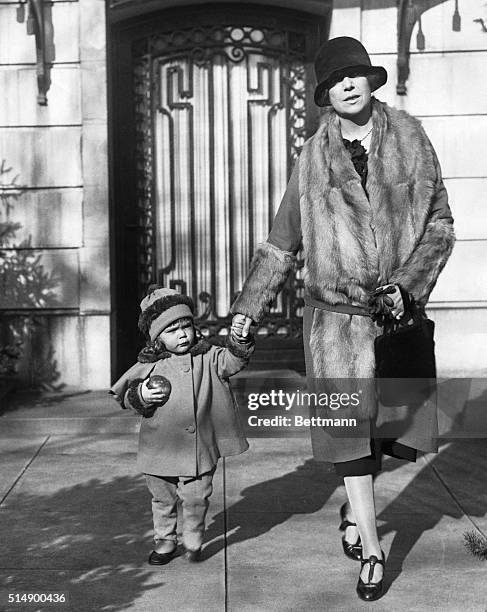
[358,126,373,143]
[342,125,373,144]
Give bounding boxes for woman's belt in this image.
[304,296,370,317]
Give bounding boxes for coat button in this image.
[185,425,196,433]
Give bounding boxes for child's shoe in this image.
[148,541,177,565]
[148,549,176,565]
[183,547,201,562]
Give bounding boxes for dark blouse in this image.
[267,140,453,255]
[343,138,368,190]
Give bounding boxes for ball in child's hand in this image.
[146,375,171,405]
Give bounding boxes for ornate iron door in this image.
[110,7,321,374]
[132,18,317,342]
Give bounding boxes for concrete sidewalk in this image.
[0,390,486,611]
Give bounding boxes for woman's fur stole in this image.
[232,99,455,321]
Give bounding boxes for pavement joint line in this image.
[223,457,229,612]
[0,435,51,507]
[423,449,487,540]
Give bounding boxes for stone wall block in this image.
[78,315,111,388]
[408,52,487,116]
[0,66,82,127]
[79,245,110,312]
[444,179,487,241]
[0,127,82,187]
[52,315,80,387]
[0,249,80,309]
[361,3,396,53]
[81,61,108,123]
[3,313,112,389]
[81,124,109,189]
[371,52,487,117]
[429,241,487,303]
[2,313,70,388]
[422,116,487,178]
[46,249,81,309]
[82,185,109,246]
[26,314,110,388]
[6,188,83,248]
[328,1,361,39]
[428,307,487,377]
[79,0,106,61]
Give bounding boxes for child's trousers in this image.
[144,470,214,552]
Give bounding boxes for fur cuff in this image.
[389,219,455,305]
[226,333,255,360]
[231,242,296,322]
[126,379,157,418]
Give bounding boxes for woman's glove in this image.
[368,284,410,326]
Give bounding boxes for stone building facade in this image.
[0,0,486,389]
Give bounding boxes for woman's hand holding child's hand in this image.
[231,314,252,341]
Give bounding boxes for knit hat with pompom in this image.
[138,286,194,342]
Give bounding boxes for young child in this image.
[110,287,253,565]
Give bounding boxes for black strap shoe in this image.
[339,503,362,561]
[356,552,385,601]
[148,548,176,565]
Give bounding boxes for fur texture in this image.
[297,99,454,391]
[233,100,453,459]
[126,378,157,417]
[231,242,297,322]
[300,99,455,308]
[138,294,194,339]
[138,337,212,363]
[389,218,455,303]
[225,334,255,359]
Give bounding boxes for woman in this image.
[231,37,455,601]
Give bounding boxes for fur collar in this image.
[137,338,212,363]
[299,98,454,306]
[314,98,413,190]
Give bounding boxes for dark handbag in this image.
[374,305,436,406]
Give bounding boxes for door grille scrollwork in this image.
[133,22,309,341]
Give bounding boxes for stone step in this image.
[0,389,139,434]
[0,371,306,435]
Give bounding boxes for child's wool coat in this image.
[110,336,252,476]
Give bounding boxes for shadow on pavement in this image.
[0,475,163,612]
[1,410,485,609]
[378,388,487,586]
[378,437,487,589]
[204,459,342,559]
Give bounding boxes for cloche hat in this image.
[314,36,387,107]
